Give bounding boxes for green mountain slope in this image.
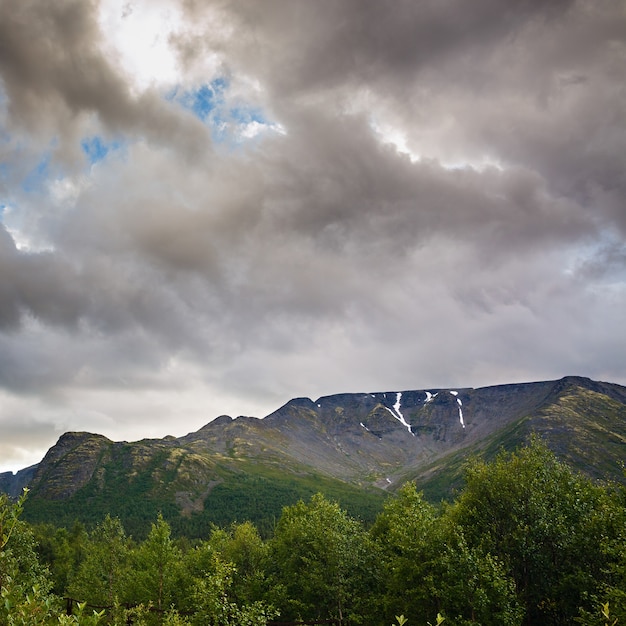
[2,375,625,537]
[18,429,387,538]
[409,377,626,500]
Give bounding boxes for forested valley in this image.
[2,440,626,626]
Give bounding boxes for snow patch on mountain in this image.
[384,392,414,435]
[450,391,465,428]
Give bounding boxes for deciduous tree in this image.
[450,439,620,625]
[268,493,382,624]
[68,514,131,607]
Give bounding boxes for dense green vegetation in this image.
[3,439,626,625]
[23,458,387,541]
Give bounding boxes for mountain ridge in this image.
[2,375,625,536]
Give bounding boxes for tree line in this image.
[1,439,626,625]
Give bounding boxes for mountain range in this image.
[2,375,626,537]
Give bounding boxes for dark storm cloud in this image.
[37,118,591,338]
[0,224,84,330]
[181,0,575,94]
[176,0,625,236]
[254,111,596,253]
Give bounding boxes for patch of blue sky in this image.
[81,135,122,165]
[170,78,278,146]
[170,77,228,123]
[229,106,266,126]
[22,153,52,193]
[226,105,278,146]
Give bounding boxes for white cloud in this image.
[97,0,184,92]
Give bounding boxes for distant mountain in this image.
[2,376,625,537]
[0,464,38,498]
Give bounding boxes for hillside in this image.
[2,375,625,537]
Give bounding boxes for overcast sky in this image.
[0,0,625,473]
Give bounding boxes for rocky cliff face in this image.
[0,464,38,498]
[28,432,113,500]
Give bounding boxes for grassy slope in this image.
[23,443,386,539]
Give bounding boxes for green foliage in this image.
[5,439,626,626]
[583,490,626,625]
[32,522,89,595]
[207,521,269,605]
[57,601,105,626]
[372,483,521,625]
[0,490,58,625]
[171,465,386,539]
[450,438,623,625]
[0,488,28,551]
[190,554,277,626]
[577,601,619,626]
[0,490,105,625]
[24,454,385,542]
[268,492,382,623]
[391,613,445,626]
[68,514,131,607]
[1,583,54,625]
[126,513,182,612]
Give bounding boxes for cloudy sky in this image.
[0,0,625,472]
